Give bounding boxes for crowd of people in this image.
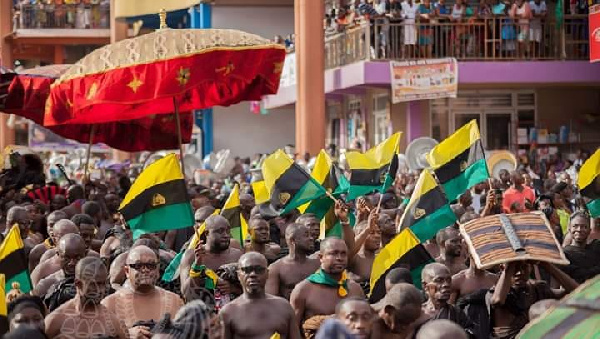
[0,144,598,339]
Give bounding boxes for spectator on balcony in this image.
[358,0,379,19]
[418,0,436,58]
[510,0,532,58]
[402,0,420,58]
[529,0,547,57]
[450,0,468,57]
[434,0,451,57]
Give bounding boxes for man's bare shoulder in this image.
[347,279,365,296]
[31,242,48,253]
[265,293,294,307]
[87,249,100,257]
[157,286,184,301]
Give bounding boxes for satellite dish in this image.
[406,137,439,171]
[183,154,203,179]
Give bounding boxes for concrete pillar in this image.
[54,46,65,64]
[1,0,15,151]
[294,0,325,157]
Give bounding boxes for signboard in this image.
[28,123,109,152]
[390,58,458,103]
[590,5,600,63]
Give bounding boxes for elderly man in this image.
[290,238,364,329]
[421,263,476,337]
[45,257,128,339]
[266,223,319,300]
[102,245,184,338]
[221,252,300,339]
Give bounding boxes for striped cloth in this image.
[358,3,379,16]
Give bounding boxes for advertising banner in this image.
[390,58,458,103]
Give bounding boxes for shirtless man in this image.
[435,228,466,275]
[416,319,469,339]
[31,220,81,285]
[5,206,36,254]
[290,238,364,329]
[421,263,476,336]
[221,252,300,339]
[71,214,102,252]
[266,223,319,300]
[378,214,396,247]
[45,257,128,339]
[180,215,243,298]
[335,297,374,339]
[33,234,87,298]
[244,216,281,263]
[450,256,498,339]
[29,210,68,271]
[348,212,381,288]
[489,261,578,339]
[371,283,424,339]
[295,213,321,255]
[102,245,184,339]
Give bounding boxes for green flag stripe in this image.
[520,308,575,339]
[350,164,390,187]
[347,185,381,201]
[161,251,184,282]
[369,244,432,303]
[402,185,451,229]
[587,199,600,218]
[441,158,490,202]
[305,197,334,220]
[434,139,485,184]
[120,179,189,221]
[6,270,32,294]
[409,204,457,243]
[271,162,325,214]
[129,202,194,238]
[280,178,326,215]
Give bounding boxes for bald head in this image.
[194,206,215,224]
[126,245,158,264]
[239,252,268,268]
[47,210,68,226]
[58,233,87,276]
[436,227,460,247]
[53,219,79,241]
[6,206,28,227]
[376,283,422,330]
[421,263,450,284]
[58,233,86,252]
[76,256,106,280]
[205,215,230,231]
[416,319,468,339]
[285,223,305,241]
[320,237,346,253]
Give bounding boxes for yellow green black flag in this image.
[578,149,600,218]
[0,226,31,294]
[426,120,489,202]
[221,184,249,243]
[369,228,432,303]
[251,180,270,205]
[0,274,7,335]
[262,150,327,215]
[119,153,194,238]
[399,169,456,242]
[346,132,401,200]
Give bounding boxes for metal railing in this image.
[324,15,589,68]
[14,3,110,30]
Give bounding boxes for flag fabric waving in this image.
[261,149,327,215]
[426,120,489,202]
[400,169,457,242]
[251,180,270,205]
[0,274,7,336]
[221,184,249,244]
[0,226,32,294]
[119,153,194,238]
[578,149,600,218]
[369,228,433,303]
[346,132,401,201]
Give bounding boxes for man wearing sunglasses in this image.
[102,245,184,339]
[221,252,301,339]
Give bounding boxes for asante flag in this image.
[426,120,489,202]
[251,180,270,205]
[346,133,401,201]
[119,153,194,238]
[261,150,327,215]
[300,150,351,238]
[369,228,433,303]
[578,148,600,217]
[0,226,32,294]
[400,170,456,242]
[221,184,249,244]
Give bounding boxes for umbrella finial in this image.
[159,8,168,29]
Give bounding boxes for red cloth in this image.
[502,186,536,213]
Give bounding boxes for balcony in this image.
[11,3,110,40]
[324,15,589,69]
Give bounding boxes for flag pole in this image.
[173,97,186,176]
[84,125,96,187]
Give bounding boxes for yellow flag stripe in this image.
[312,150,333,184]
[0,274,5,316]
[398,169,438,225]
[251,181,269,205]
[262,150,294,192]
[369,228,419,289]
[0,226,24,261]
[578,149,600,190]
[346,133,401,170]
[223,184,241,210]
[188,209,220,250]
[426,120,481,169]
[120,153,184,209]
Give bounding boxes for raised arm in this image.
[540,262,579,297]
[490,262,516,306]
[335,200,355,259]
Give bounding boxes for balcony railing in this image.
[324,15,589,69]
[14,3,110,30]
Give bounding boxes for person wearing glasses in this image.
[45,257,129,339]
[221,252,301,339]
[102,245,184,339]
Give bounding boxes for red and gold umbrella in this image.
[3,65,193,152]
[44,12,285,131]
